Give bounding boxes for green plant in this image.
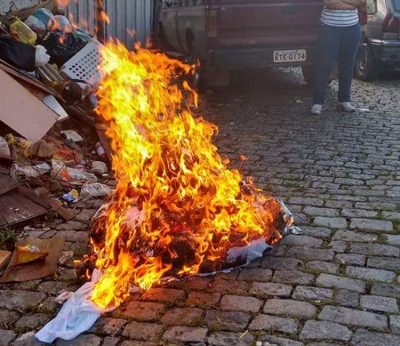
[0,226,18,251]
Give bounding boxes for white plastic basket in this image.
[60,39,103,88]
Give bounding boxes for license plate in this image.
[273,49,306,63]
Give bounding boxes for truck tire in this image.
[354,44,378,81]
[189,41,206,89]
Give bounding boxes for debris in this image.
[60,130,83,142]
[51,159,97,184]
[14,244,49,265]
[0,249,12,270]
[94,142,106,161]
[0,236,65,282]
[61,189,79,203]
[90,161,107,176]
[80,183,112,199]
[0,136,11,157]
[54,291,73,304]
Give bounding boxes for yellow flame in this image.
[89,42,284,309]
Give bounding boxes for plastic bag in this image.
[0,136,11,157]
[25,15,47,37]
[51,160,97,183]
[34,45,50,67]
[42,32,86,68]
[35,270,114,343]
[33,8,55,30]
[54,15,72,34]
[0,36,36,71]
[81,183,112,198]
[9,18,37,45]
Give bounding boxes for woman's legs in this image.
[337,24,361,102]
[313,24,341,105]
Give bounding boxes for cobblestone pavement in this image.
[1,68,400,346]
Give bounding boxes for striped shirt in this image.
[320,8,360,27]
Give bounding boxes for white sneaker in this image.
[337,102,356,112]
[311,104,323,115]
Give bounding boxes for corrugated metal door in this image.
[66,0,153,49]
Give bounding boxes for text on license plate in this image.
[273,49,306,63]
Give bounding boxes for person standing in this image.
[311,0,367,115]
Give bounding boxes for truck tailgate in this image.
[215,0,323,47]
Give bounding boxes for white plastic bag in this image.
[35,270,114,343]
[80,183,112,198]
[34,45,50,67]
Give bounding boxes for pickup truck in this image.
[158,0,323,86]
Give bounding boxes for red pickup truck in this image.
[158,0,323,86]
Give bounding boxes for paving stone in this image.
[160,307,203,326]
[208,331,254,346]
[332,230,378,242]
[390,315,400,333]
[299,320,352,341]
[0,291,46,312]
[187,291,221,308]
[350,218,393,232]
[341,209,378,218]
[289,197,324,207]
[316,274,365,293]
[10,331,42,346]
[292,286,333,302]
[335,253,366,266]
[237,268,273,282]
[116,301,164,321]
[15,313,50,331]
[249,315,299,334]
[334,289,360,308]
[350,328,400,345]
[350,243,399,257]
[328,240,347,253]
[139,288,185,302]
[279,234,324,247]
[75,208,97,222]
[55,220,87,231]
[264,244,287,257]
[36,281,69,296]
[360,295,399,313]
[102,336,120,346]
[0,329,17,345]
[256,335,303,346]
[121,321,163,341]
[88,317,128,336]
[367,257,400,270]
[313,217,347,229]
[208,276,250,295]
[203,310,250,331]
[55,334,102,346]
[273,270,315,285]
[261,257,304,271]
[319,305,388,330]
[0,310,20,327]
[386,234,400,246]
[220,295,263,312]
[300,226,332,239]
[303,206,339,217]
[286,247,335,261]
[250,282,292,298]
[264,299,317,318]
[53,230,89,242]
[371,283,400,298]
[163,326,208,344]
[346,266,396,283]
[119,342,159,346]
[306,261,339,274]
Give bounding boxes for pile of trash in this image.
[0,5,114,233]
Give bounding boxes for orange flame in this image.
[89,42,284,309]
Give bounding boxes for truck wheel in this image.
[354,44,378,81]
[189,41,206,89]
[301,65,315,86]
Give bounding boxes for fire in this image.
[89,42,286,309]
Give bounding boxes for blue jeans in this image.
[313,23,361,105]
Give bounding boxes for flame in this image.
[89,42,285,309]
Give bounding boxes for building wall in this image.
[66,0,154,50]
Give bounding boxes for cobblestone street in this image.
[1,68,400,346]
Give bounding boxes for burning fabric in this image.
[36,42,299,342]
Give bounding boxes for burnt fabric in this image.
[0,36,36,71]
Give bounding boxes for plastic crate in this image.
[60,39,103,88]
